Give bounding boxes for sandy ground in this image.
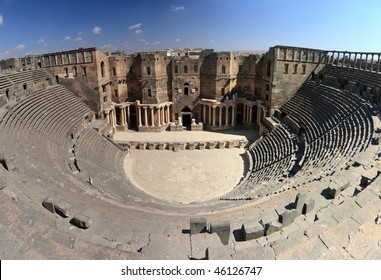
[124,149,245,203]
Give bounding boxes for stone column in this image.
[120,107,127,127]
[203,104,206,122]
[161,106,165,125]
[208,105,212,124]
[249,106,252,125]
[232,106,235,126]
[150,107,154,127]
[144,107,148,127]
[377,55,381,73]
[167,105,170,123]
[106,110,110,124]
[359,54,363,70]
[138,106,142,127]
[371,54,374,71]
[225,106,229,126]
[157,107,161,126]
[219,106,222,127]
[212,106,216,126]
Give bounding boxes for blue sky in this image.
[0,0,380,59]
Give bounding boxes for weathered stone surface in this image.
[190,218,207,235]
[70,214,93,229]
[206,244,234,260]
[233,244,275,260]
[191,232,220,260]
[319,219,360,249]
[54,200,73,218]
[3,158,16,171]
[0,177,6,190]
[345,223,381,259]
[241,221,264,241]
[327,178,350,199]
[279,209,297,226]
[264,220,283,236]
[210,221,230,245]
[294,192,307,215]
[276,236,328,260]
[302,198,315,215]
[42,197,56,214]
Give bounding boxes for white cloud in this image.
[64,36,71,41]
[14,44,25,51]
[37,37,45,44]
[74,32,84,42]
[0,14,4,26]
[152,41,160,45]
[176,38,181,42]
[171,5,185,11]
[99,44,116,52]
[0,43,26,60]
[92,26,102,35]
[129,23,143,30]
[135,29,143,34]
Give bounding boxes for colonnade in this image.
[200,101,256,128]
[326,51,381,73]
[201,103,236,127]
[136,101,172,128]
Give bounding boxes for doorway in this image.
[181,107,192,130]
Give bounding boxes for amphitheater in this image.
[1,45,381,260]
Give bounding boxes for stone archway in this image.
[181,107,192,130]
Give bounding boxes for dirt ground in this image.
[124,149,245,203]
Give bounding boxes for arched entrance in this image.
[181,107,192,130]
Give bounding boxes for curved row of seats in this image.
[223,125,296,199]
[0,84,93,146]
[225,70,375,200]
[5,68,52,85]
[74,127,126,173]
[281,81,365,143]
[0,75,12,91]
[320,64,381,89]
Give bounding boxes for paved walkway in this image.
[113,129,259,143]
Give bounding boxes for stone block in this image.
[241,221,264,241]
[138,143,146,150]
[3,158,16,171]
[54,200,73,218]
[208,142,215,150]
[210,221,230,245]
[295,192,307,215]
[148,143,155,150]
[303,199,315,215]
[361,167,379,187]
[188,142,196,150]
[239,140,247,148]
[279,209,297,227]
[42,197,56,214]
[158,143,165,150]
[227,141,235,148]
[327,178,350,199]
[173,143,179,152]
[70,214,93,229]
[199,142,206,150]
[264,220,283,236]
[218,141,225,149]
[190,218,207,235]
[178,143,185,150]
